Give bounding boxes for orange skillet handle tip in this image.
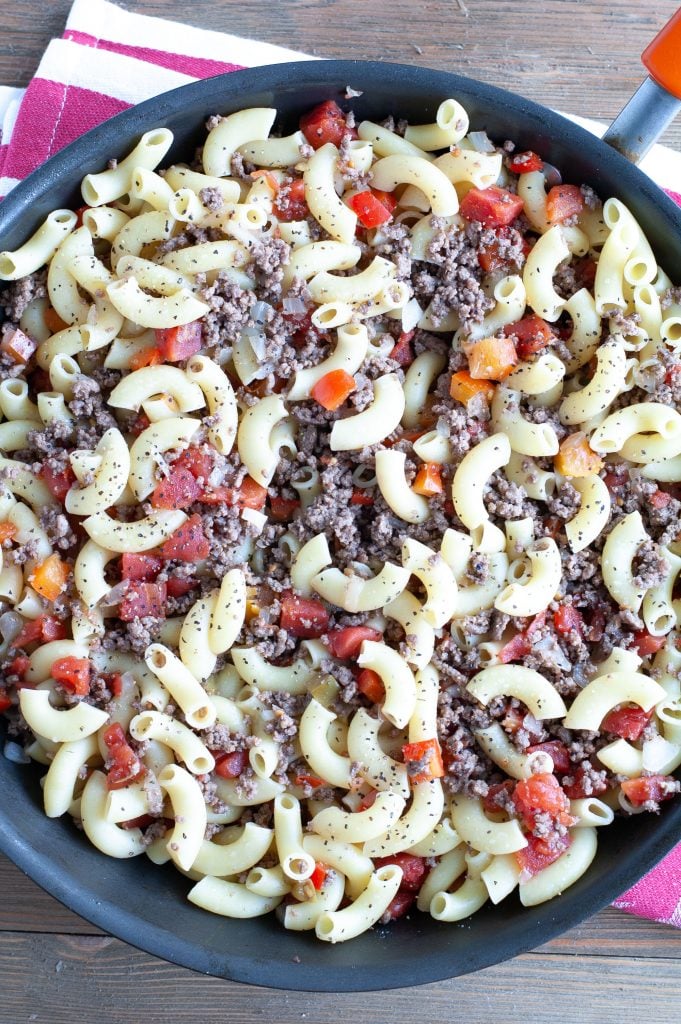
[642,8,681,101]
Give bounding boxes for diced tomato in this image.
[374,853,426,892]
[160,514,210,561]
[150,466,202,510]
[508,151,544,174]
[546,184,584,224]
[273,178,308,222]
[402,738,444,784]
[310,863,328,890]
[130,347,162,370]
[7,655,30,680]
[478,228,531,273]
[356,668,385,704]
[327,626,383,660]
[482,780,515,814]
[299,100,353,150]
[380,890,416,922]
[0,327,37,364]
[214,749,248,779]
[129,412,151,437]
[498,632,532,664]
[106,673,124,698]
[349,190,393,228]
[603,468,627,494]
[0,689,12,713]
[633,629,667,657]
[357,789,378,811]
[372,188,397,214]
[563,765,608,800]
[553,605,584,636]
[154,321,203,362]
[201,477,267,509]
[649,488,672,510]
[459,185,525,228]
[412,463,443,497]
[119,582,167,621]
[516,832,572,879]
[620,774,679,807]
[51,656,91,696]
[502,314,554,360]
[602,705,653,742]
[513,773,575,830]
[121,553,162,582]
[103,723,144,791]
[165,575,197,598]
[269,495,300,521]
[526,741,572,776]
[294,773,326,789]
[176,447,214,482]
[311,369,356,411]
[280,592,329,639]
[40,464,76,503]
[389,331,415,368]
[350,489,374,506]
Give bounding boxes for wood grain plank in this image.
[0,0,679,150]
[0,931,680,1024]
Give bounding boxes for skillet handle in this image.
[602,9,681,163]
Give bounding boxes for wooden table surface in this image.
[1,1,681,1021]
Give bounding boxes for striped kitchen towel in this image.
[0,0,679,930]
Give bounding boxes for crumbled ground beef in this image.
[1,269,47,321]
[632,540,669,591]
[422,217,494,332]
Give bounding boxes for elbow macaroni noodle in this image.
[0,96,678,946]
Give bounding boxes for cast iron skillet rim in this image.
[1,59,680,992]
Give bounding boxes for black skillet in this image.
[1,10,681,993]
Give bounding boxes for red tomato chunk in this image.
[280,592,329,639]
[0,689,12,713]
[374,853,426,892]
[402,738,444,784]
[620,774,680,807]
[154,321,203,362]
[380,890,415,923]
[51,656,91,696]
[12,615,67,649]
[300,100,353,149]
[327,626,383,660]
[507,151,544,174]
[356,668,386,704]
[513,773,575,830]
[41,464,76,503]
[103,723,144,791]
[121,553,163,582]
[214,749,248,779]
[546,184,584,224]
[389,331,415,367]
[269,495,300,521]
[273,179,308,222]
[516,833,572,878]
[150,466,202,510]
[562,765,608,800]
[633,629,666,657]
[119,582,167,621]
[526,740,572,776]
[310,863,328,890]
[349,190,394,228]
[602,705,653,742]
[503,314,554,360]
[553,605,584,636]
[161,514,210,561]
[459,186,524,227]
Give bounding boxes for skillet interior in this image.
[0,60,680,992]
